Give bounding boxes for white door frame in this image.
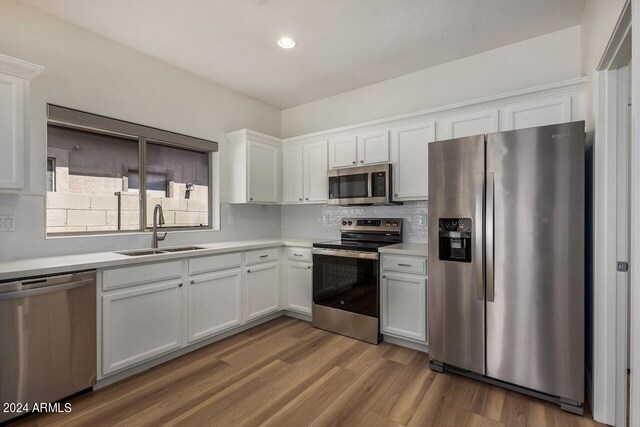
[593,1,633,425]
[630,1,640,426]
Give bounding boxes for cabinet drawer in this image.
[287,247,312,262]
[189,252,242,275]
[246,248,280,265]
[382,255,427,275]
[103,260,183,291]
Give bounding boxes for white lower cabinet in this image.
[246,261,280,321]
[188,268,242,343]
[381,254,428,344]
[102,280,183,375]
[285,261,312,314]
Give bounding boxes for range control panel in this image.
[340,217,402,233]
[439,218,472,263]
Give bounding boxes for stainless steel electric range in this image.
[311,218,403,344]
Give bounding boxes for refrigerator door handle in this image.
[486,172,495,302]
[475,173,484,300]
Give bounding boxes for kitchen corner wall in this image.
[281,202,427,243]
[0,1,283,261]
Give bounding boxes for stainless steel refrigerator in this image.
[427,121,585,414]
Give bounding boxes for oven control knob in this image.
[392,222,398,226]
[347,221,353,226]
[386,221,391,226]
[342,220,347,226]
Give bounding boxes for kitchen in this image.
[0,1,637,426]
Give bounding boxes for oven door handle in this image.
[312,248,379,260]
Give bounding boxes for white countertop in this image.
[0,238,319,282]
[378,243,428,257]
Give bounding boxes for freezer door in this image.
[486,122,584,403]
[428,134,485,373]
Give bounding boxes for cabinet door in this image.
[381,272,427,342]
[0,74,25,190]
[357,130,389,165]
[328,135,357,168]
[102,281,183,375]
[282,143,304,203]
[246,262,279,321]
[303,141,328,203]
[438,109,499,140]
[247,139,279,203]
[500,96,572,131]
[188,268,242,343]
[390,122,435,201]
[286,262,312,314]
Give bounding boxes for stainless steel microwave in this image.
[327,163,398,205]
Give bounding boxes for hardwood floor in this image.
[11,317,603,427]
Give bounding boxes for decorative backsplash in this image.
[281,201,428,243]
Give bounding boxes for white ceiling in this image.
[23,0,586,109]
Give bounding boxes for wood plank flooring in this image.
[10,317,603,427]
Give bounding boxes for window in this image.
[45,105,217,236]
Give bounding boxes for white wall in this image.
[281,26,582,137]
[0,0,282,261]
[581,0,628,136]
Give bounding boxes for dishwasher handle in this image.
[0,271,96,301]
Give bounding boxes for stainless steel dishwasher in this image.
[0,270,96,423]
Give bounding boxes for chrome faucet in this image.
[152,204,167,249]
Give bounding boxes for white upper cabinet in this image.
[357,130,389,165]
[500,96,572,131]
[328,135,358,168]
[0,54,43,193]
[328,131,390,169]
[226,129,281,204]
[282,140,327,204]
[282,143,304,203]
[303,141,328,203]
[390,122,435,201]
[437,109,499,140]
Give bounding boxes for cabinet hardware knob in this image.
[250,197,253,201]
[352,161,356,164]
[382,275,386,278]
[190,280,195,284]
[360,160,364,164]
[305,197,309,200]
[247,269,251,273]
[299,198,302,201]
[307,266,312,269]
[394,193,398,197]
[179,283,183,287]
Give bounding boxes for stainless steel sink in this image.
[117,249,168,256]
[162,246,206,252]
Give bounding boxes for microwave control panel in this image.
[371,172,386,197]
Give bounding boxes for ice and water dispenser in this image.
[438,218,472,263]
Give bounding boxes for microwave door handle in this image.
[368,173,373,198]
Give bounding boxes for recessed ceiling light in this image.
[277,37,296,49]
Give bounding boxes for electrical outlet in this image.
[0,215,15,232]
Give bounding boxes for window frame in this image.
[45,105,216,237]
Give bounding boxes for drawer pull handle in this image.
[294,254,303,257]
[259,255,269,258]
[398,263,413,267]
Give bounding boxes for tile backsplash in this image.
[281,201,428,243]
